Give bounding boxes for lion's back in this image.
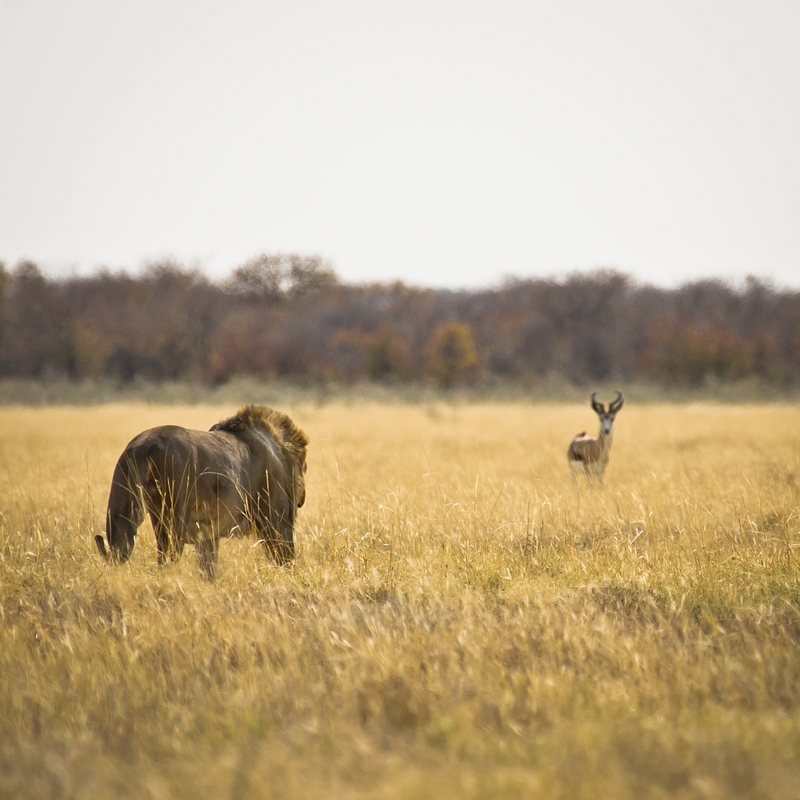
[122,425,253,486]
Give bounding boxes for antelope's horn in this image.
[590,392,605,414]
[609,390,624,413]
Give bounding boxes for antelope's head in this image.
[591,391,625,436]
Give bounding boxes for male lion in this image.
[95,405,309,579]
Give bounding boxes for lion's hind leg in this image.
[149,516,184,566]
[195,525,220,581]
[142,476,186,566]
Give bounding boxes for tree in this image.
[227,254,337,302]
[426,321,478,388]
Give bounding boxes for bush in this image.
[426,321,478,388]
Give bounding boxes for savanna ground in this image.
[1,399,799,799]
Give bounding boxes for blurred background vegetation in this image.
[2,255,798,400]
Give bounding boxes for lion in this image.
[94,405,309,579]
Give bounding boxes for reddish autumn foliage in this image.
[1,259,798,388]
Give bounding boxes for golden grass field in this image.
[1,400,799,799]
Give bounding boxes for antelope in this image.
[567,391,624,483]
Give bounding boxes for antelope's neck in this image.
[598,428,613,455]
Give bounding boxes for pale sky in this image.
[1,0,799,289]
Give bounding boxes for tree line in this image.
[1,256,798,388]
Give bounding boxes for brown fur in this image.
[568,392,624,483]
[95,405,309,579]
[210,404,309,466]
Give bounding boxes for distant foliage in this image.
[0,257,798,387]
[426,321,478,388]
[227,254,338,302]
[649,324,754,385]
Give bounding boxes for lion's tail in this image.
[96,445,152,563]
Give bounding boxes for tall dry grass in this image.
[1,401,799,799]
